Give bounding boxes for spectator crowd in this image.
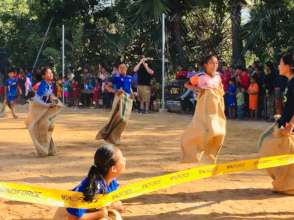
[0,59,160,114]
[176,60,288,121]
[0,58,288,122]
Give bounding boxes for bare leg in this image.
[140,102,144,113]
[232,107,236,118]
[8,101,18,119]
[0,99,6,114]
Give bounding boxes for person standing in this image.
[71,79,80,108]
[248,77,259,120]
[0,71,5,102]
[1,71,21,118]
[236,86,245,120]
[133,56,154,114]
[264,62,276,120]
[227,79,237,119]
[259,53,294,194]
[25,71,33,101]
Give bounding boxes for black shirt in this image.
[137,64,153,86]
[264,73,275,94]
[278,77,294,127]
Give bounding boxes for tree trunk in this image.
[170,13,187,67]
[230,0,245,67]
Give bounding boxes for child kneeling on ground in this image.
[66,144,126,220]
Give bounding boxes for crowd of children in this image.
[0,63,160,117]
[176,61,288,121]
[221,62,287,120]
[0,60,288,122]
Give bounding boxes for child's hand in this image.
[110,201,124,212]
[99,207,109,218]
[117,89,124,96]
[280,123,294,136]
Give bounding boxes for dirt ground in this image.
[1,105,294,220]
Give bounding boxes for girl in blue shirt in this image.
[33,67,57,107]
[67,144,126,220]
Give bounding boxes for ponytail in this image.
[83,166,100,202]
[82,144,117,202]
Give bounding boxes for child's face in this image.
[204,56,218,76]
[8,72,14,78]
[279,58,291,77]
[110,149,126,178]
[44,69,54,81]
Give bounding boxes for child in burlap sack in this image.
[181,55,226,163]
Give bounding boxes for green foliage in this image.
[242,0,294,62]
[0,0,293,74]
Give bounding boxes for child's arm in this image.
[17,84,22,96]
[185,75,200,91]
[184,81,194,90]
[76,207,108,220]
[281,115,294,136]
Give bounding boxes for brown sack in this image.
[181,86,226,163]
[96,93,133,145]
[25,100,63,157]
[259,125,294,194]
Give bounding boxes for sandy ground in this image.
[1,105,294,220]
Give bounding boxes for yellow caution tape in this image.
[0,154,294,209]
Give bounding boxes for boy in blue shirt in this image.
[1,71,20,118]
[112,64,133,96]
[33,71,55,107]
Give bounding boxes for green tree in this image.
[243,0,294,62]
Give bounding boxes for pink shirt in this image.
[190,72,222,89]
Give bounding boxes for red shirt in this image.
[239,71,250,89]
[221,70,232,92]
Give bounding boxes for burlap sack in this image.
[96,93,133,145]
[259,125,294,194]
[25,100,63,157]
[181,86,226,163]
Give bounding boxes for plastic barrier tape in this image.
[1,154,294,209]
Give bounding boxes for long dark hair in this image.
[281,53,294,71]
[83,144,117,202]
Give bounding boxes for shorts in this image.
[7,95,17,103]
[138,85,151,103]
